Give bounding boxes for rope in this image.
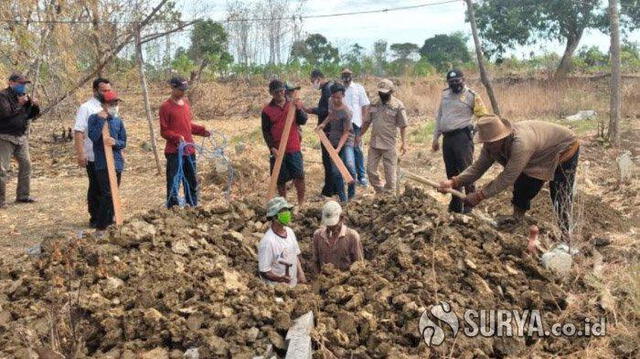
[167,130,234,207]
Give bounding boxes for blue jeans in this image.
[331,145,356,202]
[352,124,366,183]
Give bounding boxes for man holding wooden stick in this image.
[261,80,307,205]
[87,90,126,231]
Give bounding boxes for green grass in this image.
[409,120,436,145]
[230,127,262,144]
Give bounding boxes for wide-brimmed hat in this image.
[266,196,294,218]
[321,200,342,226]
[377,79,395,94]
[474,115,513,143]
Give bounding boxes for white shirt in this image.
[344,82,370,127]
[257,227,301,287]
[73,97,102,162]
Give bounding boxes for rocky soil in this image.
[0,187,622,358]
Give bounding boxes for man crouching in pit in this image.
[258,197,307,286]
[312,201,364,274]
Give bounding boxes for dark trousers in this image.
[321,144,335,196]
[86,162,101,226]
[95,170,121,230]
[442,127,475,213]
[512,149,580,233]
[353,124,366,183]
[166,153,198,208]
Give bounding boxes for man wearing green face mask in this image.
[258,197,307,286]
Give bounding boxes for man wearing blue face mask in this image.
[0,73,40,209]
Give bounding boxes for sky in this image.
[201,0,640,60]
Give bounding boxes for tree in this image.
[621,0,640,30]
[419,33,471,72]
[372,40,388,75]
[289,33,339,65]
[608,0,621,147]
[188,19,233,80]
[473,0,604,78]
[390,43,420,61]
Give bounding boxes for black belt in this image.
[443,125,474,136]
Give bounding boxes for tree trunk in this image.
[555,30,583,79]
[465,0,501,115]
[608,0,622,147]
[135,27,163,175]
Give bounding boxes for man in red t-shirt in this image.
[159,76,210,208]
[261,80,308,205]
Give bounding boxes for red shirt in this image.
[159,98,207,155]
[261,100,305,154]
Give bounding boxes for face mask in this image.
[449,82,464,94]
[312,80,321,90]
[107,106,119,117]
[379,92,391,103]
[342,76,352,85]
[277,210,292,225]
[11,84,26,95]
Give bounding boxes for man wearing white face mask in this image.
[87,90,127,231]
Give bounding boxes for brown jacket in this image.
[312,225,363,273]
[455,120,577,198]
[0,87,40,136]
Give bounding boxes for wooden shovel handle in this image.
[400,169,467,199]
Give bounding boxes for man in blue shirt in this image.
[87,90,126,230]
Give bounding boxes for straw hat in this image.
[474,115,513,143]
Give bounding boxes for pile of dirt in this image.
[0,188,609,358]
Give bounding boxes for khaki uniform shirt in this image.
[433,87,489,142]
[312,225,364,273]
[365,96,408,151]
[456,121,577,198]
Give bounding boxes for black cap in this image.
[285,82,301,92]
[310,69,324,79]
[269,79,285,92]
[330,83,345,94]
[169,76,188,90]
[9,73,31,84]
[446,69,464,81]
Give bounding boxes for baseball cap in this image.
[99,90,122,104]
[377,79,395,94]
[285,82,301,92]
[169,76,189,91]
[446,69,464,81]
[8,73,31,84]
[321,201,342,226]
[341,68,353,75]
[266,196,294,218]
[269,79,285,93]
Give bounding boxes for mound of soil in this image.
[0,188,608,358]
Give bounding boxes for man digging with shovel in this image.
[438,116,579,239]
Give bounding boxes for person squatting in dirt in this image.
[438,115,580,238]
[86,90,126,231]
[74,78,113,228]
[317,84,357,202]
[0,73,40,209]
[258,196,307,286]
[159,76,211,208]
[341,68,370,187]
[312,200,364,274]
[304,69,335,199]
[261,80,308,205]
[357,78,408,194]
[432,69,489,214]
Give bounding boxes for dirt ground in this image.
[0,79,638,357]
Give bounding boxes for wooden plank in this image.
[267,92,298,199]
[316,129,354,184]
[102,121,123,226]
[400,169,467,199]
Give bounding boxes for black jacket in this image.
[0,87,40,136]
[310,80,333,130]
